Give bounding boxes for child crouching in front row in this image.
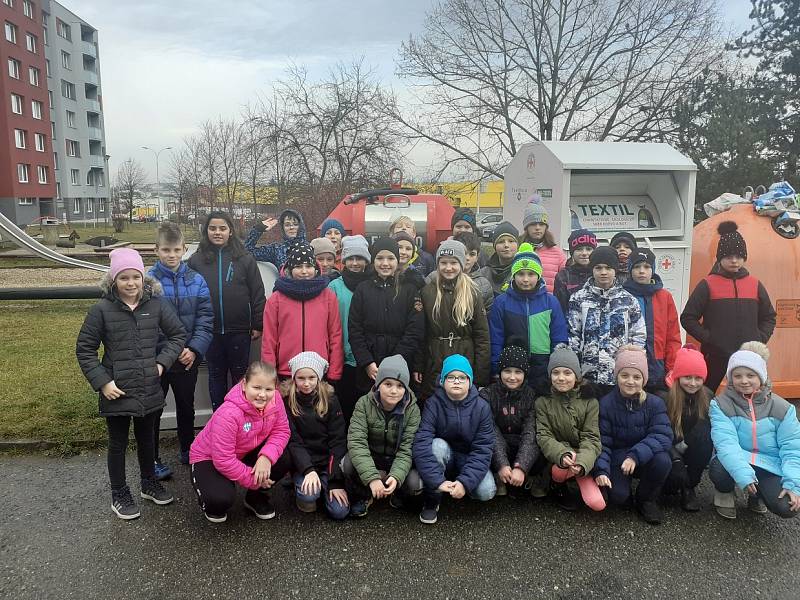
[343,355,422,517]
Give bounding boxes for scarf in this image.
[341,268,372,293]
[273,275,328,301]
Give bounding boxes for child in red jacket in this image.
[623,249,681,392]
[261,242,344,382]
[189,361,291,523]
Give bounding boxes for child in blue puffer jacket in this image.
[709,342,800,520]
[413,355,496,525]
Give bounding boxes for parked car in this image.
[477,212,503,240]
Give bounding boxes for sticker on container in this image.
[776,299,800,328]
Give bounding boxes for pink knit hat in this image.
[665,344,707,387]
[614,345,649,386]
[109,248,145,281]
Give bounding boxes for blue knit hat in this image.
[440,354,474,385]
[320,218,345,237]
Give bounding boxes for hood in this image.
[719,381,772,411]
[100,273,163,299]
[432,382,481,409]
[710,262,749,279]
[486,253,513,282]
[279,209,307,242]
[223,382,280,417]
[401,266,427,290]
[622,273,664,297]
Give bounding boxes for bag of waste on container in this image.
[753,181,797,217]
[703,192,749,217]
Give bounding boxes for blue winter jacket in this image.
[710,385,800,495]
[413,386,496,493]
[244,209,307,269]
[489,280,568,382]
[148,261,214,363]
[594,387,673,477]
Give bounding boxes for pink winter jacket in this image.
[261,288,344,380]
[536,245,567,293]
[189,384,290,490]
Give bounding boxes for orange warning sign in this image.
[776,299,800,328]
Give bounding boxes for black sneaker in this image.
[680,487,701,512]
[389,494,405,510]
[637,499,664,524]
[349,498,372,518]
[111,486,140,520]
[553,484,580,512]
[178,450,190,465]
[204,511,227,523]
[140,478,174,505]
[243,491,276,520]
[419,502,440,525]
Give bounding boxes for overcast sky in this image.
[61,0,756,183]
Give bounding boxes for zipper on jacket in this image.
[302,300,306,350]
[218,248,226,334]
[746,393,758,465]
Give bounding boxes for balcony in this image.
[84,69,98,85]
[87,154,105,167]
[82,41,97,57]
[85,98,101,113]
[87,126,103,140]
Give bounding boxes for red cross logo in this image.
[660,256,673,271]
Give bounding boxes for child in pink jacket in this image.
[190,361,291,523]
[520,200,566,293]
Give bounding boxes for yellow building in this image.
[415,180,504,211]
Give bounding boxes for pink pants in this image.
[551,464,606,511]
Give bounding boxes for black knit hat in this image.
[716,221,747,261]
[589,246,620,271]
[629,249,656,272]
[610,231,637,252]
[371,236,400,261]
[498,344,528,374]
[451,207,477,229]
[285,241,317,272]
[492,221,520,246]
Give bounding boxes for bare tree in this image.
[393,0,723,178]
[196,120,220,210]
[214,117,246,216]
[240,106,271,217]
[116,158,147,224]
[165,149,195,224]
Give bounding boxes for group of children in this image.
[76,202,799,527]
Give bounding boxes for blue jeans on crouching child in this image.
[205,332,251,411]
[424,438,496,503]
[293,473,350,520]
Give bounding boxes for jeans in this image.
[424,438,496,502]
[607,451,671,505]
[341,452,423,502]
[709,458,797,519]
[293,473,349,520]
[106,412,159,490]
[205,332,251,411]
[155,364,200,458]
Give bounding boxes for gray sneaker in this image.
[140,479,174,505]
[714,491,736,520]
[111,486,140,520]
[419,502,440,525]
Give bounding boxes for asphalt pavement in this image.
[1,449,798,600]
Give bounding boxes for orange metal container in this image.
[688,204,800,399]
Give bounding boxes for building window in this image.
[3,1,15,9]
[45,58,50,77]
[56,19,70,40]
[60,50,70,70]
[34,132,45,151]
[8,58,20,79]
[56,182,60,198]
[53,151,58,169]
[87,198,94,213]
[14,129,27,149]
[70,168,80,184]
[37,165,48,183]
[61,80,75,100]
[5,22,17,44]
[98,199,105,213]
[25,33,37,53]
[19,198,35,206]
[73,198,81,214]
[31,99,42,119]
[22,0,33,19]
[66,110,75,127]
[29,66,40,86]
[50,121,55,138]
[11,93,24,115]
[18,164,30,183]
[42,26,47,46]
[66,139,80,157]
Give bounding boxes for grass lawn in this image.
[23,221,201,245]
[0,299,105,446]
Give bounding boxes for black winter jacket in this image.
[76,278,186,417]
[479,382,539,472]
[188,246,265,335]
[553,263,591,313]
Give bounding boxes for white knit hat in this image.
[288,351,329,380]
[726,350,768,385]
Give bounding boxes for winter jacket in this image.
[328,276,357,367]
[244,209,307,269]
[567,280,646,386]
[553,263,591,314]
[426,266,494,310]
[148,261,214,364]
[286,390,348,489]
[594,388,674,477]
[413,386,496,493]
[408,248,436,276]
[261,280,344,380]
[623,274,682,390]
[189,383,290,489]
[347,389,421,486]
[188,247,266,335]
[478,253,514,297]
[710,385,800,494]
[535,386,601,475]
[76,278,186,417]
[489,280,568,385]
[480,383,539,472]
[417,279,490,397]
[532,244,566,294]
[670,386,713,457]
[681,264,776,359]
[348,273,425,378]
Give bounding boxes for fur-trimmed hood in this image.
[99,273,163,298]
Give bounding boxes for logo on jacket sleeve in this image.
[243,422,252,432]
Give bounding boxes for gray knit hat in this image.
[341,235,370,261]
[288,351,329,380]
[436,239,467,270]
[548,344,581,378]
[310,237,336,257]
[376,354,410,389]
[523,203,549,229]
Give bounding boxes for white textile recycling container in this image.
[503,141,697,310]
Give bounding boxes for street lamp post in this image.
[141,145,172,219]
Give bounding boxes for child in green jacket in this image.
[343,355,422,517]
[535,345,605,512]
